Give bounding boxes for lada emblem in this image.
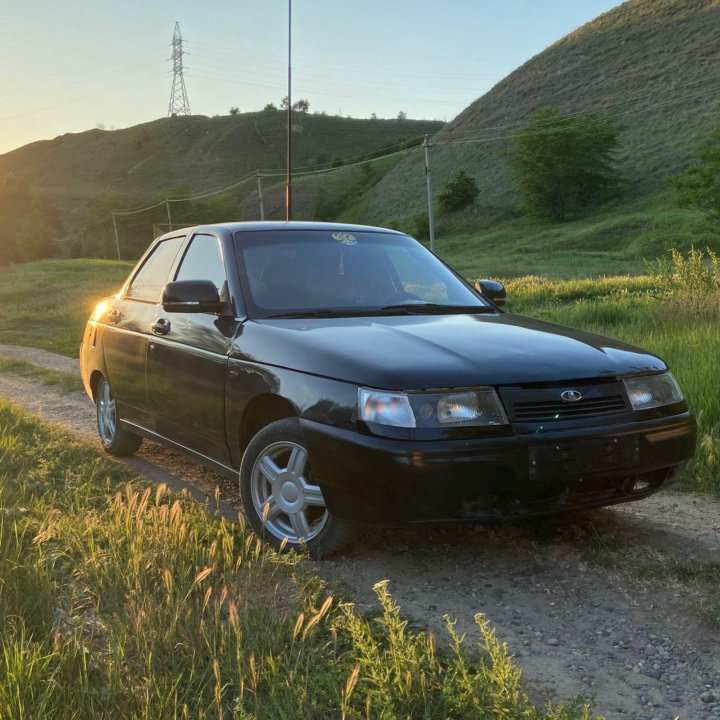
[560,390,583,403]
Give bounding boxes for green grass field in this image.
[432,194,720,281]
[0,402,597,719]
[0,259,131,356]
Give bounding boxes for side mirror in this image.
[162,280,226,313]
[475,279,506,307]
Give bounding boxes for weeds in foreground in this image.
[0,402,597,719]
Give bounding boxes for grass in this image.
[0,357,82,392]
[434,194,720,281]
[0,401,597,719]
[0,259,131,356]
[636,559,720,628]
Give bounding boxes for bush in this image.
[670,129,720,227]
[411,213,430,241]
[313,187,342,221]
[506,107,622,221]
[646,246,720,295]
[437,170,480,214]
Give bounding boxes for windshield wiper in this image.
[265,304,497,319]
[379,303,496,314]
[264,309,371,319]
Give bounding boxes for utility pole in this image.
[423,135,436,253]
[257,171,265,221]
[111,213,121,260]
[166,199,173,231]
[167,22,191,117]
[286,0,292,221]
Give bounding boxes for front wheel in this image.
[239,418,354,559]
[96,377,143,456]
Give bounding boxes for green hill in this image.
[365,0,720,223]
[0,112,442,223]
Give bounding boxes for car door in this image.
[102,235,185,428]
[146,231,239,464]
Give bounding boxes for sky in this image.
[0,0,624,155]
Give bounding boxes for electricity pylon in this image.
[167,21,190,117]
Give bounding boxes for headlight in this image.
[358,387,508,428]
[623,373,684,411]
[358,389,416,427]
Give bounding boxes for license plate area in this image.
[528,436,640,480]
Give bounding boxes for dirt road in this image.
[0,346,718,720]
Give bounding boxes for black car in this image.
[80,222,696,557]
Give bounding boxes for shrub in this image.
[437,170,480,214]
[411,213,430,240]
[505,107,622,221]
[646,246,720,295]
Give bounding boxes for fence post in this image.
[257,171,265,221]
[166,199,173,232]
[111,212,121,260]
[423,135,436,253]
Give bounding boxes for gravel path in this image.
[0,345,718,720]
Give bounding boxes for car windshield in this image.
[233,229,492,318]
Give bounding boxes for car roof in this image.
[161,220,407,238]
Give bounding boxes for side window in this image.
[385,246,449,302]
[127,236,184,301]
[175,234,227,292]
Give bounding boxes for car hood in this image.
[234,313,666,388]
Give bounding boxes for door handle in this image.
[151,318,171,336]
[106,309,121,325]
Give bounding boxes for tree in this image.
[396,110,407,121]
[437,170,479,214]
[293,98,310,113]
[505,107,622,221]
[263,102,277,111]
[0,174,61,264]
[370,112,378,120]
[670,129,720,225]
[229,107,240,115]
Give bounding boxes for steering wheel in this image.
[379,291,422,306]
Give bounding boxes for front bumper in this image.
[301,411,696,524]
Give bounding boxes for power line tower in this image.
[167,21,190,117]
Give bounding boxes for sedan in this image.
[80,222,696,557]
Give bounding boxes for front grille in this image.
[513,395,628,422]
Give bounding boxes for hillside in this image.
[365,0,720,223]
[0,112,443,216]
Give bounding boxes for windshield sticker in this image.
[332,232,357,245]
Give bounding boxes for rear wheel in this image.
[239,418,354,558]
[96,377,143,456]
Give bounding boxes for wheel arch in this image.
[239,394,299,453]
[89,370,105,402]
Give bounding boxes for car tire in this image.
[239,418,354,559]
[95,376,143,456]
